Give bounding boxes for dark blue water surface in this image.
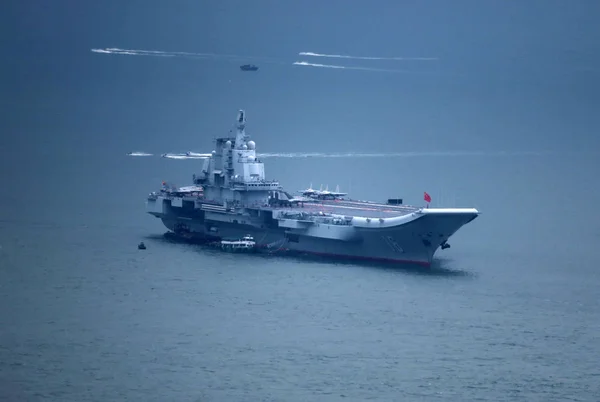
[1,152,599,401]
[2,1,600,398]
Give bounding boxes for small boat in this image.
[138,241,146,250]
[220,235,256,252]
[240,64,259,71]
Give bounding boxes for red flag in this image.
[424,192,431,203]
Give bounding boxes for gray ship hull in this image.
[149,198,477,266]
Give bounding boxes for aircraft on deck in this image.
[298,183,319,197]
[316,185,347,200]
[297,184,347,200]
[288,195,313,205]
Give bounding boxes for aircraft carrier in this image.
[146,109,480,266]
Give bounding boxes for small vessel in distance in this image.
[240,64,259,71]
[220,235,256,252]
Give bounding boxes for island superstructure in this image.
[146,109,479,266]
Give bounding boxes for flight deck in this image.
[264,199,421,219]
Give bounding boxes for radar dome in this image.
[225,140,232,148]
[247,156,255,162]
[242,144,248,150]
[211,150,216,155]
[247,140,256,150]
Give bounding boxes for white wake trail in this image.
[91,47,283,63]
[256,151,554,158]
[299,51,438,61]
[91,47,439,74]
[293,61,409,73]
[161,153,209,159]
[152,151,555,160]
[91,48,174,57]
[186,152,213,157]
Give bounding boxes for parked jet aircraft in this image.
[298,183,319,197]
[315,185,347,200]
[297,184,347,200]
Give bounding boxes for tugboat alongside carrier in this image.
[146,109,480,267]
[220,235,256,253]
